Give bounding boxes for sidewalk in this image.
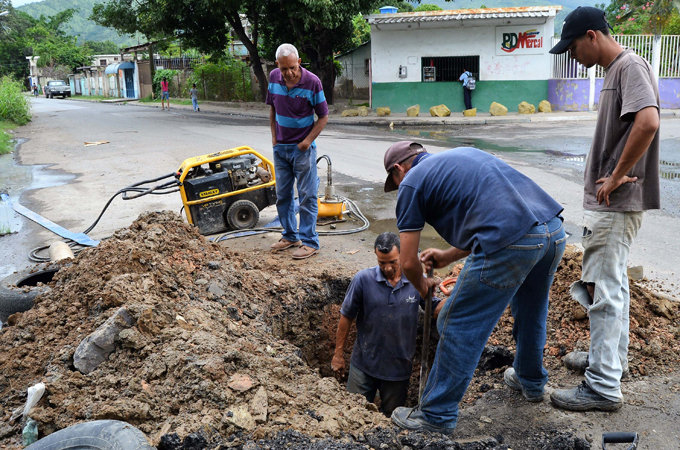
[68,96,680,126]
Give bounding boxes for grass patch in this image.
[71,95,108,102]
[139,97,194,106]
[0,224,12,236]
[0,121,15,156]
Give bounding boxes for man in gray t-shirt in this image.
[549,7,660,413]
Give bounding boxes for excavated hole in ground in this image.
[264,278,515,410]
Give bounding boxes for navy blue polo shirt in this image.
[340,266,439,381]
[396,148,563,255]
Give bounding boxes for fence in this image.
[551,34,680,79]
[334,60,370,100]
[154,57,205,70]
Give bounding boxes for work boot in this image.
[563,351,629,379]
[270,238,301,251]
[391,406,454,435]
[292,245,319,260]
[503,368,544,402]
[550,381,623,412]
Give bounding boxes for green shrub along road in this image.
[0,77,32,155]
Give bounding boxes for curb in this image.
[63,97,680,124]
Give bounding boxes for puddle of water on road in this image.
[392,128,680,181]
[0,139,73,235]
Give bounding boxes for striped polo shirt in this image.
[266,67,329,144]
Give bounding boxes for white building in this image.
[366,6,561,112]
[334,41,371,100]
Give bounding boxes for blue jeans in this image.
[273,142,319,249]
[192,98,198,111]
[420,216,566,429]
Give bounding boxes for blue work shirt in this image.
[459,71,471,88]
[396,148,563,255]
[340,266,439,381]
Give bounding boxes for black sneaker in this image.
[504,368,544,402]
[391,406,454,435]
[563,351,629,379]
[550,381,623,411]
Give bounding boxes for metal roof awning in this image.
[366,6,562,25]
[105,61,134,75]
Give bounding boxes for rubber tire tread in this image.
[25,420,155,450]
[226,199,259,230]
[0,265,53,323]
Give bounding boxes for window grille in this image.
[421,56,479,82]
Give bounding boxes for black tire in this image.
[226,200,259,230]
[0,265,59,323]
[25,420,154,450]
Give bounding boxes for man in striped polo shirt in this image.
[266,43,329,260]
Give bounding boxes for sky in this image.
[12,0,41,6]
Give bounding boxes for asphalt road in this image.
[2,97,680,297]
[1,96,680,447]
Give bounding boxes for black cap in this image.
[549,6,613,55]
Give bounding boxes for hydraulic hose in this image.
[212,196,370,242]
[29,173,181,262]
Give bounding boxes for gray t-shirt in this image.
[190,88,198,100]
[584,49,660,212]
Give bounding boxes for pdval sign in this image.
[496,25,545,55]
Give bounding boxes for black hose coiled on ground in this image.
[29,173,180,262]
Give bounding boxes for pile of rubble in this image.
[0,212,677,449]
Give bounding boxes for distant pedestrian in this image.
[548,6,660,413]
[190,83,200,112]
[161,77,169,110]
[459,69,473,110]
[266,43,329,260]
[32,84,39,98]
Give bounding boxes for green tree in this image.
[260,0,381,104]
[415,4,443,11]
[0,1,35,81]
[351,14,371,48]
[91,0,271,101]
[598,0,680,34]
[82,40,119,54]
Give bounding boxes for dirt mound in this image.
[0,212,386,444]
[462,246,680,403]
[0,213,677,448]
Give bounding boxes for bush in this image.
[188,58,253,102]
[153,69,179,98]
[0,77,32,125]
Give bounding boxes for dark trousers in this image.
[463,88,472,110]
[346,364,409,417]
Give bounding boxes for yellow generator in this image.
[177,146,276,235]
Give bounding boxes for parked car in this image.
[45,80,71,99]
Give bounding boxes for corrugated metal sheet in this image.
[367,6,562,24]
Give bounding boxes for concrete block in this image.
[518,101,536,114]
[73,307,133,374]
[489,102,508,116]
[539,100,552,113]
[429,104,451,117]
[376,107,391,117]
[628,266,644,280]
[341,109,359,117]
[357,106,369,116]
[463,108,477,117]
[406,105,420,117]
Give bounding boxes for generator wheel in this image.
[227,200,259,230]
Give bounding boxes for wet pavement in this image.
[2,97,679,295]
